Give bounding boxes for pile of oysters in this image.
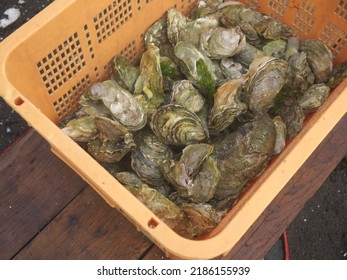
[60,1,346,238]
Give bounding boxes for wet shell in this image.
[150,104,209,146]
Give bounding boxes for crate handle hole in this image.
[147,218,158,229]
[14,97,24,106]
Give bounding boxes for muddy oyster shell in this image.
[131,130,173,194]
[200,26,246,59]
[113,55,140,92]
[88,80,147,131]
[150,104,209,146]
[208,77,247,134]
[161,143,220,203]
[300,39,333,83]
[87,116,136,163]
[212,114,276,199]
[61,116,99,142]
[134,44,164,110]
[174,41,217,101]
[298,84,330,114]
[244,56,288,113]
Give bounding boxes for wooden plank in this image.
[14,187,153,260]
[221,113,347,260]
[0,130,86,259]
[142,246,169,260]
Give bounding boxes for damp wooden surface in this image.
[1,115,346,259]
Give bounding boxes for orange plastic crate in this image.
[0,0,347,259]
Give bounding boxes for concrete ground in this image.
[1,0,346,260]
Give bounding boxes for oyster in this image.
[113,55,140,93]
[262,39,287,59]
[174,41,217,101]
[171,80,206,118]
[161,143,220,203]
[200,27,246,59]
[61,116,98,142]
[88,80,147,131]
[212,114,276,199]
[328,61,347,89]
[167,8,191,45]
[270,98,305,139]
[284,37,300,60]
[180,203,221,236]
[244,56,288,113]
[115,171,147,188]
[208,77,247,134]
[87,116,136,163]
[131,130,173,193]
[286,52,312,94]
[300,39,333,83]
[255,18,292,40]
[298,84,330,114]
[150,104,209,146]
[220,58,246,80]
[273,116,287,155]
[168,10,219,47]
[160,56,183,93]
[234,43,264,67]
[117,173,186,230]
[79,94,112,117]
[144,17,169,47]
[191,0,223,19]
[134,44,164,110]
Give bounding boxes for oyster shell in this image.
[234,43,264,67]
[212,114,276,199]
[200,26,246,59]
[244,56,288,113]
[131,130,173,191]
[208,77,247,134]
[284,37,300,60]
[255,18,292,40]
[180,203,221,236]
[328,61,347,89]
[87,116,136,163]
[134,44,164,110]
[171,80,206,117]
[61,115,98,142]
[167,8,191,45]
[145,17,169,47]
[160,143,220,203]
[113,55,140,92]
[270,98,305,139]
[174,41,217,101]
[300,39,333,83]
[150,104,209,146]
[298,83,330,114]
[262,39,287,59]
[88,80,147,131]
[79,94,112,117]
[286,52,312,94]
[273,116,287,155]
[220,58,246,80]
[191,0,223,19]
[119,176,186,230]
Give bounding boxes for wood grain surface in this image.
[0,131,86,259]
